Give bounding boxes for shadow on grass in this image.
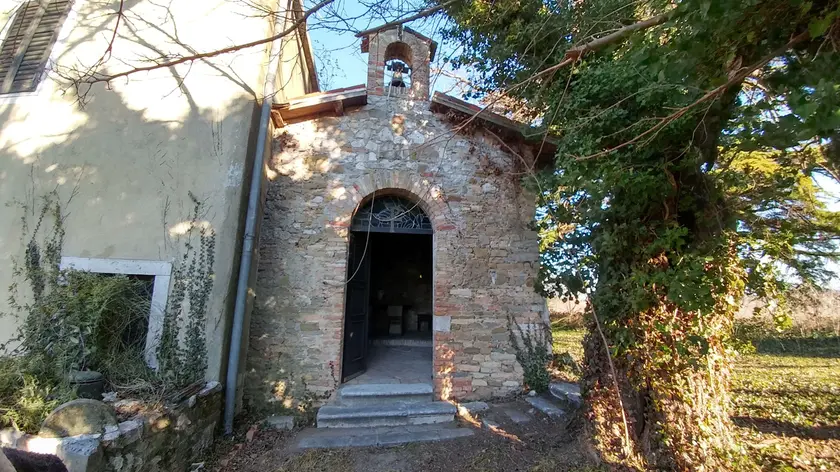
[751,336,840,358]
[732,416,840,440]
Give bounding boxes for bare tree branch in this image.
[531,12,672,82]
[355,0,454,37]
[565,12,670,60]
[80,0,335,85]
[72,0,453,87]
[91,0,125,68]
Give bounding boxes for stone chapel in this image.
[245,24,555,416]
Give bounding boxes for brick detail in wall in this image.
[246,96,545,411]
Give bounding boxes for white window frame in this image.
[59,256,172,369]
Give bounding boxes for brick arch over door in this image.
[339,170,450,230]
[334,174,463,399]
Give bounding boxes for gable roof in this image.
[270,84,367,127]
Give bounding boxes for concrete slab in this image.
[264,415,295,431]
[458,402,489,415]
[296,424,474,449]
[338,383,433,405]
[345,346,432,385]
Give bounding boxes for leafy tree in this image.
[440,0,840,469]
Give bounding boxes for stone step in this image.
[371,337,433,348]
[549,381,582,408]
[337,383,433,406]
[525,395,566,418]
[316,401,456,428]
[297,423,474,449]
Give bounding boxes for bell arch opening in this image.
[383,42,412,91]
[341,192,434,384]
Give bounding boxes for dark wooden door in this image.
[341,232,370,382]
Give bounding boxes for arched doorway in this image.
[341,193,434,384]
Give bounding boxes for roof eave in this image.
[272,85,368,127]
[429,92,558,167]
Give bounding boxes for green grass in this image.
[550,322,840,471]
[553,326,586,361]
[550,323,585,383]
[732,354,840,430]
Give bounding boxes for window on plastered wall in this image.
[59,257,172,370]
[0,0,73,94]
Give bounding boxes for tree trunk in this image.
[582,297,738,470]
[576,75,748,469]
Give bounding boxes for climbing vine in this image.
[157,192,215,388]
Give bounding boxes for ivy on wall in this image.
[157,192,215,388]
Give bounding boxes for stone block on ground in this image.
[549,382,582,407]
[458,401,489,416]
[265,415,295,431]
[116,420,143,445]
[501,408,532,424]
[59,435,104,472]
[39,399,118,438]
[480,418,500,430]
[525,396,565,418]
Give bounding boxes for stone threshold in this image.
[296,423,474,449]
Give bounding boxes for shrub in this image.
[17,271,152,381]
[508,314,552,393]
[1,192,214,432]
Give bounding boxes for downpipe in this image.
[223,97,270,436]
[224,34,282,434]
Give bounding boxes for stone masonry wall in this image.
[0,382,221,472]
[246,95,546,412]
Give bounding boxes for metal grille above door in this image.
[351,196,433,234]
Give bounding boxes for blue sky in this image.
[307,0,464,94]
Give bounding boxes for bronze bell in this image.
[388,61,409,88]
[390,70,406,88]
